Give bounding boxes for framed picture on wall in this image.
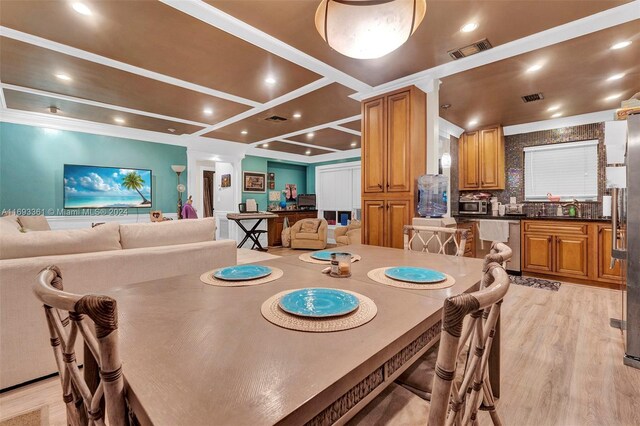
[221,174,231,188]
[269,182,275,190]
[285,183,297,201]
[268,172,275,180]
[243,171,266,193]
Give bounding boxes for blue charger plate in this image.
[384,266,447,284]
[213,265,272,281]
[279,288,359,318]
[310,251,352,261]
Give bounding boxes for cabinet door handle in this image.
[378,184,383,189]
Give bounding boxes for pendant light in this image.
[315,0,427,60]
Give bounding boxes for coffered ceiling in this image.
[0,0,637,159]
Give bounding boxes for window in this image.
[524,140,598,201]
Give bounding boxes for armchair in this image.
[334,220,361,246]
[290,218,328,250]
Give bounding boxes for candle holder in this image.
[330,252,352,278]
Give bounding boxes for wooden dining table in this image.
[103,244,492,425]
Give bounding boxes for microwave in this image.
[458,200,488,215]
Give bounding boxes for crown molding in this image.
[439,117,465,139]
[352,1,640,100]
[502,109,616,136]
[331,125,361,137]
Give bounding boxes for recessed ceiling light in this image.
[167,128,176,133]
[611,40,632,50]
[114,117,125,124]
[241,130,248,135]
[293,112,302,118]
[440,104,451,109]
[71,2,92,16]
[350,141,357,147]
[262,143,269,148]
[203,108,213,115]
[264,76,277,85]
[468,119,478,126]
[607,73,625,81]
[547,105,561,112]
[460,22,478,33]
[551,112,563,118]
[526,63,543,73]
[55,73,72,81]
[306,132,314,138]
[305,150,312,155]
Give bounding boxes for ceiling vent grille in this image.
[521,93,545,103]
[448,38,493,60]
[265,115,288,122]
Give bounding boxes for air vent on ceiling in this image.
[521,93,545,103]
[448,38,493,60]
[265,115,288,122]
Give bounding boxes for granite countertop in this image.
[453,214,610,223]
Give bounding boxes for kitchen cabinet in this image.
[521,220,623,287]
[459,125,505,191]
[597,225,624,282]
[457,221,477,258]
[363,199,411,249]
[267,210,318,246]
[361,86,426,248]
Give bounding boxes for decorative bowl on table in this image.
[279,288,359,317]
[384,266,447,284]
[213,265,272,281]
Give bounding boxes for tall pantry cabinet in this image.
[361,86,426,248]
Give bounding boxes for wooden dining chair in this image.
[403,225,468,256]
[395,242,513,403]
[33,266,129,426]
[348,261,511,426]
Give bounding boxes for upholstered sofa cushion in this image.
[0,223,121,260]
[119,217,216,249]
[300,219,321,233]
[17,215,51,231]
[0,216,22,234]
[295,232,319,240]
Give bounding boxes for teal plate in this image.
[213,265,272,281]
[384,267,447,284]
[279,288,359,318]
[310,251,352,261]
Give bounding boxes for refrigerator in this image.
[606,113,639,369]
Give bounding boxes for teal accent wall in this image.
[241,155,361,209]
[0,122,187,215]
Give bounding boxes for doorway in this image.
[203,170,215,217]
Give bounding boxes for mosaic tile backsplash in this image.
[451,123,608,218]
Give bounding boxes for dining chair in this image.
[33,265,129,426]
[403,225,468,256]
[348,261,511,426]
[396,242,513,403]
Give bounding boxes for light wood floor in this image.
[2,275,638,425]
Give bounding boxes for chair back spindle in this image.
[403,225,468,256]
[34,266,129,426]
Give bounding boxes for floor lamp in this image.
[171,165,186,219]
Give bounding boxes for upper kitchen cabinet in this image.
[362,86,426,195]
[459,125,505,191]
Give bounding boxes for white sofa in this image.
[0,216,237,390]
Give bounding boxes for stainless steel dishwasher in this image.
[469,219,521,274]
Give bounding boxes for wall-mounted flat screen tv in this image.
[64,164,152,209]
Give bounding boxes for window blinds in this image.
[524,140,598,201]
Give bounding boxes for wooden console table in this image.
[267,209,318,246]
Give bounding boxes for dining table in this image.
[101,244,494,425]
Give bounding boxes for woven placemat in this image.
[367,267,455,290]
[298,252,362,264]
[261,289,377,332]
[200,267,284,287]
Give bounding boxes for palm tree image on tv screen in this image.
[63,165,152,209]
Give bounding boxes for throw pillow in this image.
[0,215,22,234]
[300,219,321,234]
[17,215,51,231]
